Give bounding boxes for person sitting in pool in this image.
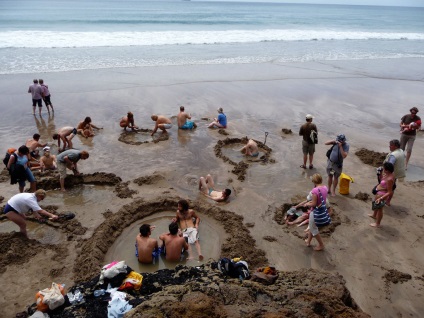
[159,222,188,262]
[199,174,231,202]
[240,139,259,157]
[177,106,197,130]
[173,199,203,261]
[151,114,172,135]
[120,111,139,131]
[77,116,102,138]
[135,224,159,264]
[39,146,57,172]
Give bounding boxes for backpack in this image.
[310,130,318,144]
[3,152,12,167]
[326,144,335,159]
[217,258,250,280]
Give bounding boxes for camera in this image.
[330,169,335,175]
[376,166,383,175]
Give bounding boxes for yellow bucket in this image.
[339,173,354,195]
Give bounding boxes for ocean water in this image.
[1,0,424,74]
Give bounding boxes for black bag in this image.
[326,144,335,159]
[310,130,318,144]
[217,258,250,280]
[372,185,378,195]
[372,200,385,210]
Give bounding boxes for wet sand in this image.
[0,58,424,317]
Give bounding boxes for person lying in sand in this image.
[240,139,259,157]
[120,111,139,131]
[172,199,203,261]
[135,224,159,264]
[53,126,77,152]
[286,192,333,227]
[151,114,172,135]
[39,146,57,172]
[198,174,231,202]
[3,190,58,238]
[159,222,188,262]
[77,116,102,138]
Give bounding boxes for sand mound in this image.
[133,173,165,186]
[383,269,412,284]
[355,148,387,167]
[36,172,122,191]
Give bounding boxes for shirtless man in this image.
[39,147,57,172]
[77,116,102,138]
[173,199,203,261]
[120,112,139,131]
[53,126,77,152]
[135,224,159,264]
[199,174,231,202]
[177,106,197,130]
[26,133,47,158]
[151,114,172,135]
[159,222,188,262]
[240,139,259,157]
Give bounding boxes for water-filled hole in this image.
[0,219,64,244]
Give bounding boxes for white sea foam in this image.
[1,29,423,48]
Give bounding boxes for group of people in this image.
[28,79,54,115]
[294,107,420,250]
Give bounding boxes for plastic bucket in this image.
[339,173,354,195]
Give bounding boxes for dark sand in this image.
[0,58,424,317]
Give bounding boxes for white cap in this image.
[43,146,50,151]
[306,114,314,119]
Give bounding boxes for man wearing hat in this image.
[208,107,227,129]
[324,134,349,196]
[299,114,318,169]
[400,107,421,169]
[39,146,57,172]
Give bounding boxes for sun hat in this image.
[43,146,50,151]
[306,114,314,119]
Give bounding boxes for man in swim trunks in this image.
[56,149,89,191]
[28,79,43,116]
[208,107,227,129]
[198,174,231,202]
[177,106,197,130]
[240,139,259,157]
[26,133,47,158]
[39,146,57,172]
[135,224,159,264]
[159,222,188,262]
[53,126,78,152]
[151,114,172,135]
[400,107,421,170]
[173,199,203,261]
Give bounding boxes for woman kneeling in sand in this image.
[369,162,394,228]
[120,112,139,131]
[304,173,331,251]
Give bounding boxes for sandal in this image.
[309,164,314,169]
[300,165,306,169]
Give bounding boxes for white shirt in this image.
[8,193,41,214]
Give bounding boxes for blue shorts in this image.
[4,203,18,214]
[180,121,195,130]
[19,167,35,188]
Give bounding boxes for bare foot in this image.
[314,245,324,251]
[199,255,204,261]
[370,223,381,228]
[368,214,376,219]
[304,239,311,247]
[331,192,336,197]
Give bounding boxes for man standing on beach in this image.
[159,222,188,262]
[56,149,89,191]
[28,79,43,116]
[299,114,318,169]
[53,126,78,152]
[173,199,203,261]
[177,106,197,129]
[400,107,421,170]
[325,134,349,196]
[135,224,159,264]
[151,114,172,135]
[39,79,54,113]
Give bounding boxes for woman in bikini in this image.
[369,161,394,228]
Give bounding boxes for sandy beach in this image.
[1,57,424,317]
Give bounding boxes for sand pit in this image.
[74,197,267,282]
[118,129,169,145]
[355,148,388,167]
[214,137,275,181]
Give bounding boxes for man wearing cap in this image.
[28,79,43,116]
[324,134,349,196]
[56,149,89,191]
[299,114,318,169]
[400,107,421,169]
[208,107,227,129]
[39,147,57,172]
